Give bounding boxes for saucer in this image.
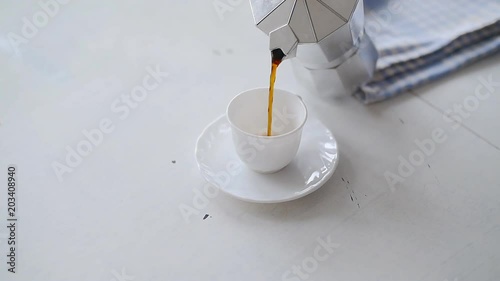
[195,115,339,203]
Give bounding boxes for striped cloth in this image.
[356,0,500,104]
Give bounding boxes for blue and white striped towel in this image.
[356,0,500,104]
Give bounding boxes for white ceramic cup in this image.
[227,88,308,173]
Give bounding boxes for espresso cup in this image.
[226,88,308,173]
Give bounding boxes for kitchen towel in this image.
[356,0,500,104]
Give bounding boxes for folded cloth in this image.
[356,0,500,104]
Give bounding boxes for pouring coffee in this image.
[250,0,378,97]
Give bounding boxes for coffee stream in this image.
[267,49,285,136]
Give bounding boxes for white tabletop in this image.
[1,1,499,281]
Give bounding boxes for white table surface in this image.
[1,1,499,281]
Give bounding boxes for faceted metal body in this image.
[250,0,378,96]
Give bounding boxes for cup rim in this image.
[226,87,308,139]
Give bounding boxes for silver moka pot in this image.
[250,0,378,96]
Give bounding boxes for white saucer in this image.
[195,115,339,203]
